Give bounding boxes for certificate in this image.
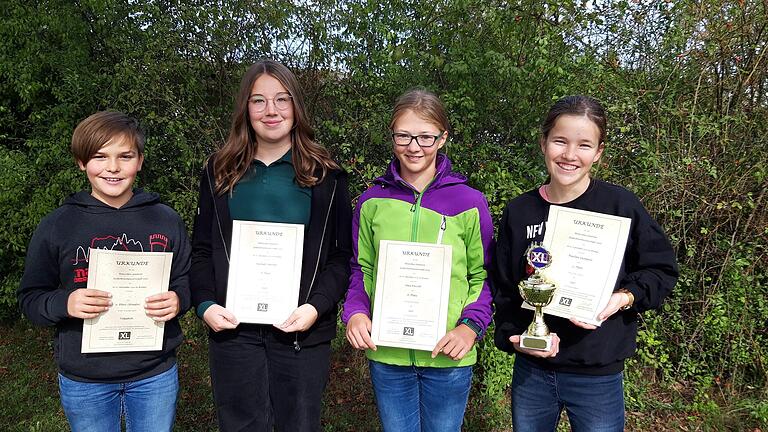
[81,248,172,353]
[523,205,631,326]
[370,240,452,351]
[226,220,304,324]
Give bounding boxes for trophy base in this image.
[520,332,552,351]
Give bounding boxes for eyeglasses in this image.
[248,92,293,112]
[392,132,444,148]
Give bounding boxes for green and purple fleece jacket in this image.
[342,154,494,367]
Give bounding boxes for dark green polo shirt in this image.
[228,149,312,225]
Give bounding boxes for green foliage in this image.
[1,0,767,429]
[466,325,515,431]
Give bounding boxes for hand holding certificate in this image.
[522,205,631,326]
[81,248,173,353]
[370,240,452,351]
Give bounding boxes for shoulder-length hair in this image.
[212,59,337,194]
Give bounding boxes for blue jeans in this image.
[59,363,178,432]
[511,355,624,432]
[368,360,473,432]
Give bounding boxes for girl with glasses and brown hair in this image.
[342,88,494,431]
[190,59,352,431]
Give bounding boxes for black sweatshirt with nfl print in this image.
[492,179,678,375]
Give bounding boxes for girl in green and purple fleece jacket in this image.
[342,89,494,432]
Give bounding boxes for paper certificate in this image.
[81,248,173,353]
[226,220,304,324]
[523,205,631,326]
[370,240,452,351]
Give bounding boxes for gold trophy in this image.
[518,243,557,351]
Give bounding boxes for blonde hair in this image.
[389,88,450,132]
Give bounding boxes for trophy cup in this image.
[518,243,557,351]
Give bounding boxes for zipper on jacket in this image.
[437,215,446,244]
[406,178,435,242]
[294,179,338,352]
[410,213,445,364]
[410,192,423,241]
[207,166,230,263]
[399,177,437,364]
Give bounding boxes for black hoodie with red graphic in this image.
[18,189,191,383]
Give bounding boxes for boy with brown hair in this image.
[18,111,191,432]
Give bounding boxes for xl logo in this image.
[526,243,551,270]
[530,251,550,265]
[118,332,131,340]
[403,327,415,336]
[559,297,572,307]
[257,303,269,312]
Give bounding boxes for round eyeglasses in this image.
[248,92,293,112]
[392,132,444,148]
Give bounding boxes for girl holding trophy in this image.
[342,88,494,431]
[493,95,679,431]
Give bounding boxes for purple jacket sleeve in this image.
[457,193,495,336]
[341,197,372,323]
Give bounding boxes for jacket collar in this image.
[375,153,467,190]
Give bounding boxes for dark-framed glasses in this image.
[392,132,444,148]
[248,92,293,112]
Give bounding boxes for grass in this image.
[1,317,765,431]
[0,316,383,432]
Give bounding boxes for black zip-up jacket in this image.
[18,190,191,382]
[190,159,352,348]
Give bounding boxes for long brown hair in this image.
[212,59,337,194]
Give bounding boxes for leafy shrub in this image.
[1,0,766,428]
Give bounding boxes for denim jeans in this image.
[368,360,473,432]
[58,363,178,432]
[511,355,624,432]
